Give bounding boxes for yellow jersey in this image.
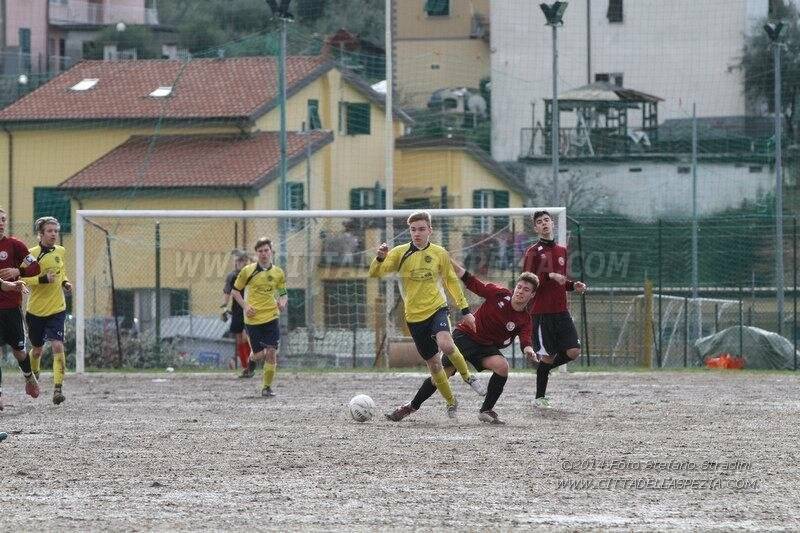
[233,262,286,325]
[22,244,69,317]
[368,241,469,323]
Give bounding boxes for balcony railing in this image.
[520,126,776,159]
[50,1,155,26]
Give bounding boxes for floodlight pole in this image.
[691,103,698,299]
[278,14,290,271]
[766,23,785,333]
[383,0,395,366]
[541,2,567,204]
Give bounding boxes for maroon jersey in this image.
[455,272,533,350]
[522,239,574,315]
[0,235,40,308]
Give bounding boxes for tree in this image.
[83,25,160,59]
[740,0,800,142]
[311,0,385,47]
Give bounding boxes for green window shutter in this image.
[287,288,306,329]
[472,189,485,234]
[288,182,304,210]
[308,99,322,130]
[425,0,449,16]
[350,188,363,210]
[493,189,509,229]
[346,103,370,135]
[379,188,386,209]
[33,187,72,233]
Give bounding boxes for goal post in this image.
[74,207,566,373]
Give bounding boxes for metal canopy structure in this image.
[543,82,664,156]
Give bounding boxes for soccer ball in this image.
[348,394,375,422]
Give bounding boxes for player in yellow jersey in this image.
[369,211,485,419]
[231,237,287,398]
[22,217,72,405]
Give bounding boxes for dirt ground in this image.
[0,368,798,531]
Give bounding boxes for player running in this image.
[0,278,29,410]
[369,211,484,419]
[231,238,287,397]
[522,210,587,408]
[22,217,72,405]
[0,207,42,405]
[222,250,253,378]
[386,259,538,424]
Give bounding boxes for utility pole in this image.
[540,2,568,204]
[765,21,785,333]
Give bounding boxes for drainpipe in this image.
[2,126,13,232]
[238,191,248,246]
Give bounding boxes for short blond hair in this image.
[406,211,432,227]
[35,216,60,233]
[517,272,539,290]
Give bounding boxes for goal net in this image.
[74,207,566,372]
[612,294,741,368]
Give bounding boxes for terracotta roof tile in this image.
[59,130,333,190]
[0,56,332,122]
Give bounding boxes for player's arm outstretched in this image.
[440,252,475,331]
[449,257,501,299]
[368,242,401,277]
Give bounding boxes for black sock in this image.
[248,360,256,372]
[536,362,552,398]
[410,377,437,410]
[481,373,508,412]
[551,352,572,368]
[18,354,32,376]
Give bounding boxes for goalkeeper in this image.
[369,211,484,419]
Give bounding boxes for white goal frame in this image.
[74,207,567,372]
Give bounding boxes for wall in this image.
[523,159,774,220]
[4,0,48,73]
[491,0,760,162]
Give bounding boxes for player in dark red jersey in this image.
[522,210,587,408]
[0,207,42,406]
[385,259,539,424]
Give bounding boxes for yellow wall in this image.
[395,0,490,39]
[395,146,524,208]
[254,69,406,211]
[395,39,489,108]
[394,0,490,107]
[0,124,240,243]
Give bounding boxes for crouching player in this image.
[386,259,538,424]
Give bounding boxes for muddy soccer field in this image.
[0,369,798,531]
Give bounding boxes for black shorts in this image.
[406,307,451,360]
[245,319,280,353]
[229,303,245,334]
[442,329,503,372]
[0,307,26,351]
[532,311,580,357]
[26,310,66,347]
